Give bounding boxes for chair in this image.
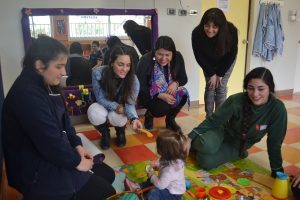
[0,162,23,200]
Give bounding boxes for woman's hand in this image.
[76,145,93,160]
[166,81,178,95]
[132,119,143,130]
[208,75,217,90]
[292,172,300,188]
[215,76,222,89]
[184,137,192,155]
[208,75,222,89]
[158,93,176,105]
[76,156,94,172]
[116,104,124,114]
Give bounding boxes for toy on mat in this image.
[138,128,153,138]
[118,193,139,200]
[209,186,231,199]
[195,187,206,199]
[185,179,191,189]
[145,165,154,173]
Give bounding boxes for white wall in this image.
[295,44,300,92]
[247,0,300,92]
[0,0,201,101]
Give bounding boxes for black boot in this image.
[165,108,182,132]
[115,126,126,147]
[166,96,187,132]
[144,110,153,130]
[166,101,187,132]
[95,123,110,150]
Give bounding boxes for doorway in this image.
[198,0,250,103]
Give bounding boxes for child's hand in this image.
[147,171,155,178]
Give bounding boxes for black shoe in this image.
[166,117,182,132]
[144,110,153,130]
[165,105,183,132]
[115,126,126,147]
[95,123,111,150]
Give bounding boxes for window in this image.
[29,16,52,38]
[69,15,108,38]
[68,15,149,39]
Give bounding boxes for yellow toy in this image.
[138,128,153,138]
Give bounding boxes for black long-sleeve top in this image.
[129,26,152,55]
[2,68,90,199]
[191,23,238,77]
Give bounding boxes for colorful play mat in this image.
[113,153,293,200]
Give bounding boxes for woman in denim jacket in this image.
[88,46,143,150]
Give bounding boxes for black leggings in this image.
[72,162,116,200]
[147,95,187,117]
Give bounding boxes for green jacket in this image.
[188,92,287,171]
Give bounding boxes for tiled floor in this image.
[75,93,300,176]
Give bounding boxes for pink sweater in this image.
[150,159,186,194]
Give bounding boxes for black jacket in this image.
[136,51,188,107]
[129,26,152,55]
[191,22,238,77]
[2,68,91,200]
[66,55,92,86]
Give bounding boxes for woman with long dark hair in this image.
[137,36,189,132]
[87,46,143,150]
[186,67,287,178]
[2,36,116,200]
[192,8,238,117]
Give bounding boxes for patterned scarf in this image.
[149,62,190,109]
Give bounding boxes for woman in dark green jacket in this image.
[187,67,287,178]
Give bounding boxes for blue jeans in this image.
[147,188,182,200]
[204,61,235,117]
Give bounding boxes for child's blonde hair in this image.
[156,131,188,167]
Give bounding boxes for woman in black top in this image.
[2,36,115,200]
[136,36,189,132]
[66,42,92,85]
[192,8,238,117]
[123,20,152,55]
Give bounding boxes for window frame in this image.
[21,8,158,51]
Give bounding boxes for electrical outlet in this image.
[167,8,176,15]
[178,9,187,16]
[189,10,198,15]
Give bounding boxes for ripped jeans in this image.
[204,62,235,117]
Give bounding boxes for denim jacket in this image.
[252,3,284,61]
[92,66,140,120]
